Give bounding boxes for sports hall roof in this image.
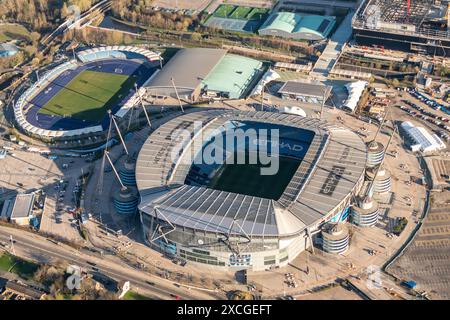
[259,12,336,40]
[202,54,263,99]
[146,48,227,92]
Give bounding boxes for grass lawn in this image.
[38,70,137,121]
[0,252,39,280]
[122,291,151,300]
[0,24,31,42]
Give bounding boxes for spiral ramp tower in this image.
[351,195,380,227]
[366,141,385,168]
[113,186,139,216]
[119,157,137,187]
[321,223,350,254]
[365,165,392,195]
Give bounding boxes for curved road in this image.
[0,225,222,300]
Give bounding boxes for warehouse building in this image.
[258,12,336,41]
[0,193,35,226]
[145,48,263,101]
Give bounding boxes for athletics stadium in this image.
[136,110,367,271]
[13,46,161,140]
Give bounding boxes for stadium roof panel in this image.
[136,110,367,238]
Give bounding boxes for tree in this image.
[391,78,400,88]
[30,32,41,45]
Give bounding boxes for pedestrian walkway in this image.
[311,11,354,77]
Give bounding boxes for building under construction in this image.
[352,0,450,56]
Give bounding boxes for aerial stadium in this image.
[13,46,161,140]
[136,110,367,271]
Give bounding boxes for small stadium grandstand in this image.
[14,46,161,140]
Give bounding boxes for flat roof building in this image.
[278,80,332,105]
[0,193,35,226]
[202,54,263,99]
[145,48,263,101]
[146,48,227,102]
[259,12,336,41]
[2,280,45,300]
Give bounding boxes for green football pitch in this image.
[208,153,301,200]
[38,70,137,122]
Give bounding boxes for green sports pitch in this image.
[212,4,269,21]
[38,70,136,122]
[207,153,301,200]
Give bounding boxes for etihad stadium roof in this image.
[136,110,367,238]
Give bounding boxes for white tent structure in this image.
[343,81,367,112]
[401,121,446,153]
[250,69,280,96]
[280,106,307,117]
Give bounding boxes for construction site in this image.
[352,0,450,56]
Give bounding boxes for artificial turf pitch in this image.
[38,70,136,122]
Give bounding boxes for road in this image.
[41,0,111,47]
[0,225,221,300]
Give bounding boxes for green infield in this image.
[38,70,136,122]
[208,153,301,200]
[0,252,39,280]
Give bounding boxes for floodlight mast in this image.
[371,103,392,143]
[320,87,326,120]
[134,82,152,128]
[110,111,129,155]
[97,115,113,195]
[170,77,185,113]
[366,104,395,197]
[260,82,265,111]
[104,150,126,189]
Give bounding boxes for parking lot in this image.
[395,88,450,146]
[387,191,450,299]
[39,176,84,243]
